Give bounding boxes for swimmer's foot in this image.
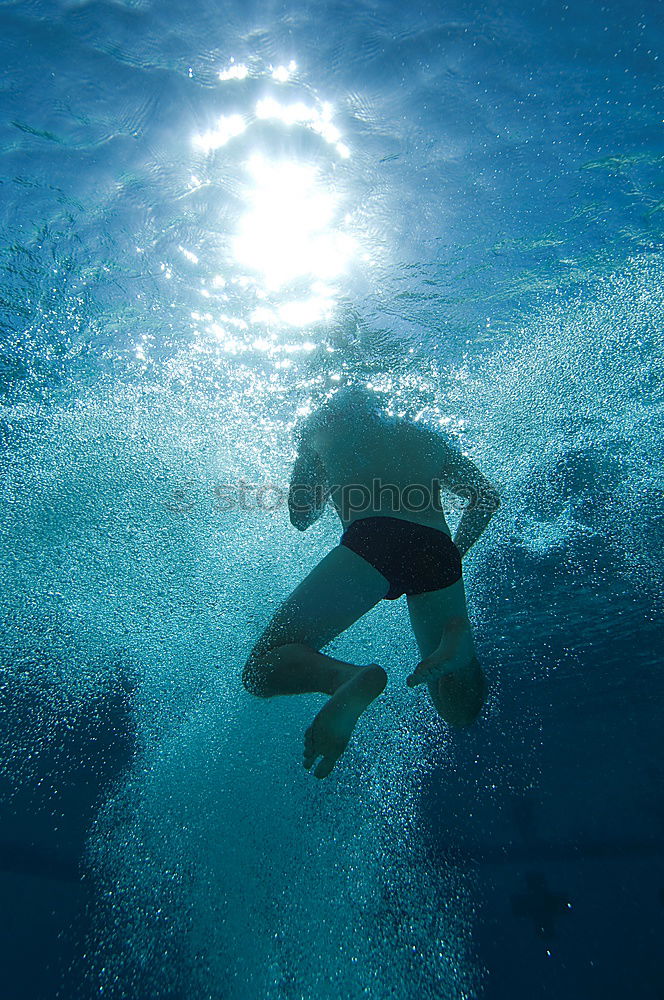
[303,664,387,780]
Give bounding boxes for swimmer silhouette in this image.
[242,385,500,779]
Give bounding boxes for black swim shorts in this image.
[340,515,462,600]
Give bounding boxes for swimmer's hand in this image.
[407,620,473,687]
[289,507,317,531]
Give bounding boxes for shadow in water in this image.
[0,647,137,1000]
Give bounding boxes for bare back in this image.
[302,397,455,533]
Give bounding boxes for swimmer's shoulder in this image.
[396,419,468,472]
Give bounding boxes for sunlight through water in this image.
[233,155,355,295]
[2,5,662,998]
[190,69,357,358]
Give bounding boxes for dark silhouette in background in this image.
[511,872,570,940]
[0,646,136,1000]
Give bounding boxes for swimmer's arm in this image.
[437,440,500,557]
[288,444,328,531]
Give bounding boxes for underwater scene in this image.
[0,0,662,997]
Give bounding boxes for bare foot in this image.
[303,664,387,779]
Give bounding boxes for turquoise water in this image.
[0,1,662,997]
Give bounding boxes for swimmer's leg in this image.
[406,577,487,728]
[242,545,389,778]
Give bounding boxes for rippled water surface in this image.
[0,1,662,998]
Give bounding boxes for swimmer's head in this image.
[325,383,380,413]
[293,382,384,444]
[315,384,388,430]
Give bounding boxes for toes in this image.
[313,755,337,780]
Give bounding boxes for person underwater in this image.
[242,385,500,779]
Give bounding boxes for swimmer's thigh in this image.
[250,544,389,658]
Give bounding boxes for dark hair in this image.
[293,382,385,446]
[323,383,382,416]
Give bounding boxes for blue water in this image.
[0,0,662,997]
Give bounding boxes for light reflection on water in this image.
[186,61,359,363]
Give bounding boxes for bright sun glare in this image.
[190,63,357,341]
[233,156,355,296]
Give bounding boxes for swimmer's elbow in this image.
[478,489,500,517]
[483,489,501,512]
[456,484,501,512]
